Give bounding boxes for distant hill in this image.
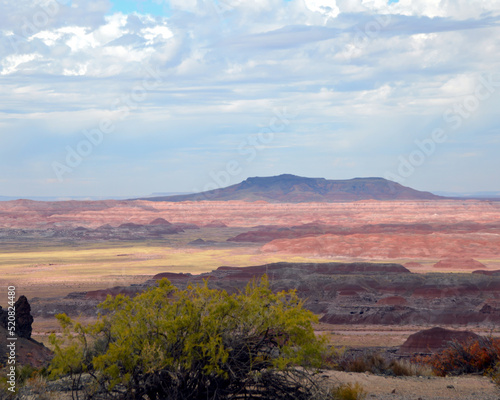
[138,174,444,203]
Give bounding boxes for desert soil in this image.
[326,370,500,400]
[14,371,500,400]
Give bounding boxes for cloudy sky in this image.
[1,0,499,198]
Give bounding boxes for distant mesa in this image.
[96,224,113,230]
[433,258,486,270]
[188,238,216,245]
[189,238,206,245]
[204,220,227,228]
[137,174,444,203]
[399,327,480,355]
[149,218,172,226]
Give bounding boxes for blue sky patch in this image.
[110,0,169,16]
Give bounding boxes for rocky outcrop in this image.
[0,297,51,368]
[0,305,6,328]
[0,296,34,339]
[15,296,34,339]
[399,327,480,355]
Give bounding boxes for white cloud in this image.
[1,0,500,196]
[386,0,500,19]
[141,25,173,44]
[304,0,340,19]
[0,53,40,75]
[92,13,128,45]
[169,0,199,12]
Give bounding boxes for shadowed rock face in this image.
[1,296,34,339]
[399,327,480,355]
[138,175,443,203]
[15,295,34,339]
[0,306,6,328]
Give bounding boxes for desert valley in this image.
[2,175,500,398]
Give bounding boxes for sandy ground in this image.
[16,370,500,400]
[326,370,500,400]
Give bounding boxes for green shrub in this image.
[49,276,330,399]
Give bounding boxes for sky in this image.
[1,0,499,198]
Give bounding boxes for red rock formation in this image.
[399,327,480,355]
[261,233,500,259]
[1,199,499,232]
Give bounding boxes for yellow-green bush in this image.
[49,276,330,399]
